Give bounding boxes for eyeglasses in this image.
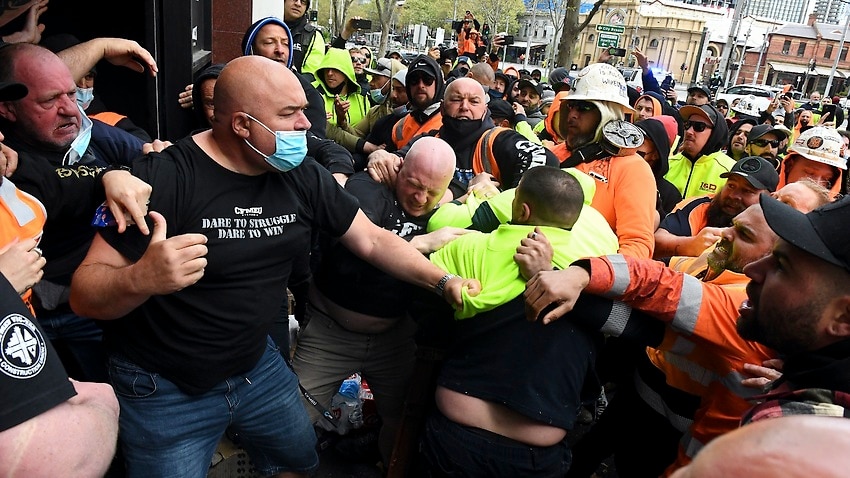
[351,57,368,65]
[750,138,781,148]
[408,74,436,86]
[563,100,596,113]
[684,120,712,133]
[717,104,729,110]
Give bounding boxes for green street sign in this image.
[597,32,620,49]
[596,24,625,34]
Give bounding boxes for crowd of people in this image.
[2,1,850,477]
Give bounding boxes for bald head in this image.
[395,137,456,217]
[467,63,495,88]
[671,417,850,478]
[771,178,831,213]
[214,55,303,123]
[443,78,488,120]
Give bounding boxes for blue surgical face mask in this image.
[243,113,307,172]
[76,87,94,110]
[369,78,390,104]
[63,104,93,166]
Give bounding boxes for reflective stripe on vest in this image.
[471,126,511,181]
[392,112,443,149]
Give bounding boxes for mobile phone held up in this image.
[352,19,372,30]
[501,35,514,46]
[608,47,627,57]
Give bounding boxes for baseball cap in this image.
[0,81,27,102]
[748,123,790,141]
[761,193,850,273]
[720,156,779,192]
[679,104,720,127]
[392,69,407,87]
[687,85,712,99]
[457,56,471,66]
[364,57,398,77]
[487,99,514,121]
[548,67,572,92]
[518,78,544,97]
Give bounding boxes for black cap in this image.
[761,194,850,273]
[518,78,544,97]
[548,67,572,92]
[720,156,779,192]
[748,123,790,141]
[687,85,712,99]
[0,82,27,102]
[487,99,514,121]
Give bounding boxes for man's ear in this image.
[497,118,510,128]
[517,201,532,223]
[0,101,16,122]
[232,113,252,138]
[826,295,850,339]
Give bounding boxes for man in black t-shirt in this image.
[69,56,479,478]
[293,136,466,462]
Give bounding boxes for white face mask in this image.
[76,86,94,110]
[63,104,93,166]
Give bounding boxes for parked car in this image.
[715,84,781,113]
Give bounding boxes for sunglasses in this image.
[563,100,596,113]
[750,138,781,148]
[684,120,712,133]
[408,74,436,86]
[351,57,368,65]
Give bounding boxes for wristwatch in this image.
[434,273,457,297]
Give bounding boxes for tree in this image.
[556,0,603,68]
[374,0,399,58]
[330,0,357,36]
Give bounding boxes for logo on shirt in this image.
[0,313,47,379]
[234,206,263,217]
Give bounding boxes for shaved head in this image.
[396,136,456,216]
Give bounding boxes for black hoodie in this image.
[635,118,683,216]
[405,54,445,123]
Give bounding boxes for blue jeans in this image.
[108,337,319,478]
[37,309,108,382]
[420,409,571,477]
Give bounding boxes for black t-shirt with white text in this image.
[99,138,359,394]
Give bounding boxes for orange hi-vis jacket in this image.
[391,111,443,150]
[550,143,657,259]
[584,254,776,476]
[0,178,47,315]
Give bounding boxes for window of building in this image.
[825,45,833,59]
[797,42,806,57]
[842,46,848,61]
[782,39,791,53]
[649,38,659,48]
[587,34,594,43]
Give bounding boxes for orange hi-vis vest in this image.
[89,111,128,126]
[392,111,443,150]
[0,179,47,315]
[470,126,512,183]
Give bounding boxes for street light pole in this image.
[825,12,850,98]
[524,0,539,70]
[732,25,751,86]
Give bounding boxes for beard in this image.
[737,301,821,355]
[706,198,736,228]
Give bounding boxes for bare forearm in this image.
[653,229,688,258]
[70,261,151,320]
[57,38,107,81]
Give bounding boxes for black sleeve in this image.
[298,73,328,138]
[330,36,347,49]
[0,274,76,432]
[10,154,105,226]
[491,131,559,189]
[307,132,355,176]
[569,294,665,348]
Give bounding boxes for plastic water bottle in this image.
[330,373,364,434]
